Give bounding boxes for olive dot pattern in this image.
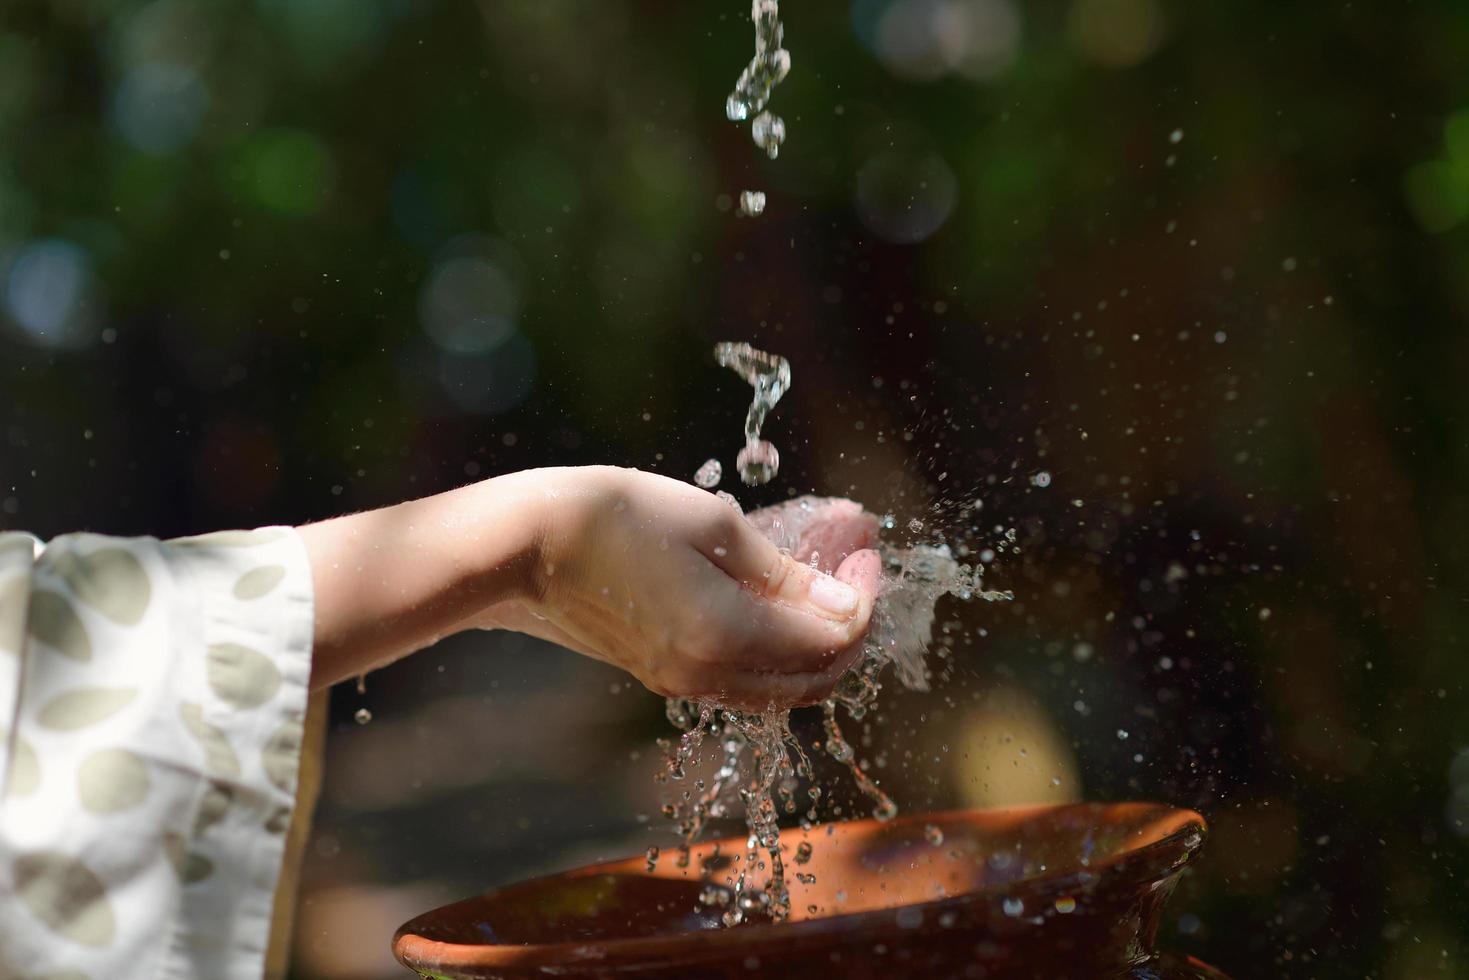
[0,528,314,980]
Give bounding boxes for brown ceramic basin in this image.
[394,802,1229,979]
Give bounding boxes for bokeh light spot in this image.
[1444,110,1469,168]
[855,147,957,244]
[242,130,333,215]
[953,686,1080,808]
[112,63,209,156]
[1066,0,1166,68]
[3,239,98,349]
[1404,160,1469,234]
[436,331,537,416]
[419,254,519,355]
[873,0,1020,82]
[255,0,388,73]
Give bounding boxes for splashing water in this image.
[659,540,1009,922]
[662,344,1014,922]
[714,341,790,485]
[658,517,1012,923]
[727,0,789,213]
[817,540,1013,823]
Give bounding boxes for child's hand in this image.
[480,467,882,709]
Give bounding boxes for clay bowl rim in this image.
[394,801,1207,974]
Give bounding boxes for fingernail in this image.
[809,575,859,617]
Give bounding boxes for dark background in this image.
[4,0,1469,976]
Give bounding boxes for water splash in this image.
[714,342,790,485]
[738,190,767,217]
[657,529,1011,923]
[660,346,1012,923]
[818,541,1011,821]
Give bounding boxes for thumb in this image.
[708,545,884,679]
[765,547,881,638]
[834,548,882,606]
[826,548,882,673]
[699,506,879,637]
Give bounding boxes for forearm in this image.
[299,471,550,689]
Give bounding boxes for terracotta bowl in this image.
[394,802,1229,979]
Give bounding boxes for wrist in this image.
[492,465,628,609]
[302,469,565,687]
[456,469,557,606]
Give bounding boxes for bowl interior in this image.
[399,802,1205,949]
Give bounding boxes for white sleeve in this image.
[0,526,314,980]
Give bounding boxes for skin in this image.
[298,466,882,710]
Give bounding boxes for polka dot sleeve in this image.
[0,527,314,980]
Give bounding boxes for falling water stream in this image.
[728,0,790,212]
[659,343,1013,924]
[714,341,789,486]
[649,9,1011,924]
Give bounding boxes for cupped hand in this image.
[478,467,882,710]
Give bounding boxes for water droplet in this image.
[695,458,723,488]
[1031,470,1051,488]
[354,708,372,725]
[1117,729,1130,740]
[794,841,814,865]
[751,110,786,159]
[924,824,944,846]
[1001,897,1024,917]
[906,517,924,532]
[1054,896,1077,914]
[735,440,779,484]
[645,845,660,872]
[738,190,767,217]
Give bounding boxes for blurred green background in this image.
[4,0,1469,976]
